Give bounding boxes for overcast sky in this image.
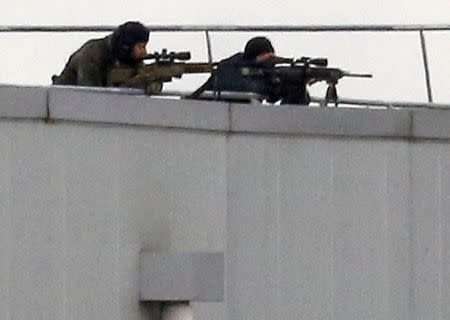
[1,0,450,103]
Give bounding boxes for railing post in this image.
[419,30,433,103]
[205,30,213,64]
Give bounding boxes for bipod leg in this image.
[325,83,338,107]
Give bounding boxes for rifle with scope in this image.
[107,49,216,94]
[241,56,372,106]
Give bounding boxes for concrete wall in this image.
[0,120,227,320]
[227,136,449,320]
[0,85,449,320]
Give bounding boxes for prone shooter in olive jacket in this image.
[52,21,149,87]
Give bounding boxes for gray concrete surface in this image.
[140,252,224,302]
[412,109,450,139]
[2,85,449,139]
[0,120,227,320]
[226,135,449,320]
[230,103,413,137]
[0,85,449,320]
[0,84,47,118]
[48,87,230,131]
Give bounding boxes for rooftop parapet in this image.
[0,84,449,140]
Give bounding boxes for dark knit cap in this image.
[111,21,149,61]
[243,37,274,60]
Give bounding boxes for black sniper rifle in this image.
[107,49,216,94]
[241,56,372,105]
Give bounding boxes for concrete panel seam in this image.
[408,110,414,138]
[46,87,50,122]
[228,103,232,132]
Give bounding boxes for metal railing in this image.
[2,24,450,109]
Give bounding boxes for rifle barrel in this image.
[343,72,373,78]
[182,63,216,73]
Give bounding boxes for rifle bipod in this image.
[322,82,338,107]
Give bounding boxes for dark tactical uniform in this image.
[200,53,277,100]
[194,53,310,105]
[52,35,116,86]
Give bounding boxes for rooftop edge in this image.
[0,84,449,140]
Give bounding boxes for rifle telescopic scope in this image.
[168,51,191,61]
[297,57,328,67]
[143,50,191,61]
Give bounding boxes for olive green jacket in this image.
[52,35,115,87]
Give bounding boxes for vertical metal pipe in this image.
[419,30,433,102]
[205,30,213,64]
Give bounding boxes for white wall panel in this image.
[441,145,450,320]
[6,122,65,320]
[278,137,334,320]
[58,124,122,320]
[227,135,449,320]
[0,123,12,320]
[384,142,411,320]
[0,121,227,320]
[0,115,448,320]
[410,143,450,320]
[226,136,283,320]
[331,139,390,320]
